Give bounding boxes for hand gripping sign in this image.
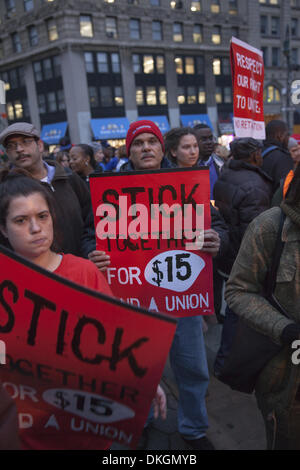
[0,246,176,450]
[230,36,265,140]
[90,167,214,317]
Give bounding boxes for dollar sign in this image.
[152,260,163,287]
[55,391,70,410]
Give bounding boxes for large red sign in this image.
[230,36,265,139]
[90,167,214,317]
[0,246,176,450]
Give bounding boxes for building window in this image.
[5,0,16,13]
[261,47,268,66]
[170,1,183,8]
[232,27,239,38]
[291,18,298,37]
[212,26,221,44]
[104,0,115,2]
[146,87,157,105]
[152,21,162,41]
[222,58,231,75]
[224,87,232,103]
[213,58,221,75]
[260,16,268,35]
[100,87,113,107]
[33,56,61,82]
[187,86,197,104]
[292,48,298,65]
[128,0,139,4]
[271,17,280,36]
[211,0,220,13]
[191,1,201,11]
[57,89,66,110]
[229,0,238,14]
[271,47,280,66]
[150,0,160,4]
[111,53,120,73]
[144,55,155,74]
[84,52,94,73]
[114,86,124,106]
[186,57,195,74]
[11,33,22,53]
[215,87,222,103]
[198,87,206,103]
[157,55,165,73]
[24,0,34,11]
[132,54,141,73]
[193,24,202,43]
[175,57,184,74]
[80,15,93,37]
[177,87,185,104]
[97,53,109,73]
[173,22,183,42]
[159,86,167,105]
[130,19,141,39]
[264,85,280,103]
[89,87,99,108]
[38,94,46,114]
[38,90,65,114]
[47,19,59,41]
[106,17,118,39]
[136,87,144,105]
[28,25,39,46]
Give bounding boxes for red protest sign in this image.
[0,246,176,450]
[90,167,214,317]
[230,36,265,139]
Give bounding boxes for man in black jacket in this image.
[0,122,95,257]
[262,120,293,192]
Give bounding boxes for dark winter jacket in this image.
[213,159,273,274]
[43,160,96,257]
[261,139,293,192]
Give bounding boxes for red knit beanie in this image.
[126,120,165,155]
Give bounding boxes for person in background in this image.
[69,143,102,185]
[213,143,230,162]
[42,141,50,160]
[115,144,129,171]
[56,151,71,170]
[271,137,300,206]
[0,381,20,450]
[261,120,293,192]
[88,142,105,171]
[193,123,224,198]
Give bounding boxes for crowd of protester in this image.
[0,117,299,450]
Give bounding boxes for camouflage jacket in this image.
[225,207,300,419]
[225,206,299,344]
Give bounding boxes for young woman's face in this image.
[172,134,199,168]
[69,147,88,174]
[1,193,54,261]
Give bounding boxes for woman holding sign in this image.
[0,170,166,450]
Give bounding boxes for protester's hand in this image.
[201,229,220,257]
[153,384,167,420]
[88,250,111,271]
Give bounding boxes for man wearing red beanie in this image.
[121,120,171,171]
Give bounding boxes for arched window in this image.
[263,85,281,103]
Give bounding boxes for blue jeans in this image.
[169,316,209,439]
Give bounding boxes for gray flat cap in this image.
[0,122,40,146]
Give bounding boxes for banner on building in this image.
[230,36,265,139]
[0,246,176,449]
[90,167,214,318]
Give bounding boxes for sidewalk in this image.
[112,322,266,451]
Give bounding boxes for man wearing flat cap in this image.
[0,122,95,258]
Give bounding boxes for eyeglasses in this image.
[6,138,36,152]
